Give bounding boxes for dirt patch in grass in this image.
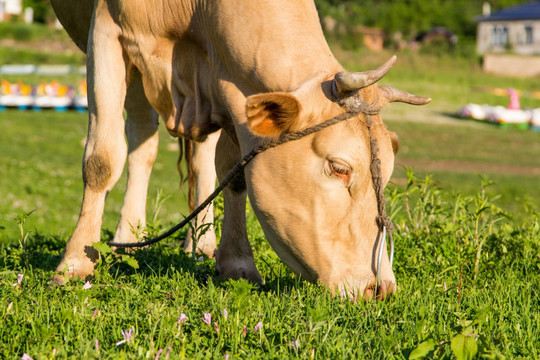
[0,38,81,55]
[397,157,540,176]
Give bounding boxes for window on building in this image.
[525,25,533,44]
[491,25,508,47]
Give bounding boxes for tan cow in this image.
[51,0,430,299]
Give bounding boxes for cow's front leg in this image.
[184,131,220,257]
[214,131,262,283]
[53,14,127,284]
[113,72,159,244]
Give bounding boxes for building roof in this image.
[477,1,540,22]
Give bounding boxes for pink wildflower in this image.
[13,274,23,287]
[290,339,300,350]
[253,321,263,333]
[21,354,33,360]
[225,354,229,360]
[83,281,92,290]
[94,338,99,351]
[242,325,247,336]
[214,322,219,334]
[165,345,171,359]
[221,309,228,320]
[116,328,134,346]
[202,313,211,325]
[92,309,99,319]
[443,281,447,292]
[177,313,187,324]
[154,348,163,360]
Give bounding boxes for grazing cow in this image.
[51,0,430,299]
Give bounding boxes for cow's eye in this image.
[328,160,351,185]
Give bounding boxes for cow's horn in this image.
[334,55,397,95]
[378,85,432,105]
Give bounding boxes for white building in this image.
[0,0,22,21]
[477,1,540,55]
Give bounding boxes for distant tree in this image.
[314,0,528,42]
[22,0,54,24]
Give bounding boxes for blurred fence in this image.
[0,64,86,76]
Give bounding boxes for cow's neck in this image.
[195,1,342,151]
[198,0,341,93]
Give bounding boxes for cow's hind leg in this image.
[214,131,262,283]
[113,72,159,244]
[53,12,128,284]
[184,131,220,257]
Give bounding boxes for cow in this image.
[50,0,430,299]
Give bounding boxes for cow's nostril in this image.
[376,280,396,300]
[363,282,377,300]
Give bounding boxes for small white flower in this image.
[83,281,92,290]
[116,328,134,346]
[177,313,187,324]
[290,339,300,350]
[13,274,23,287]
[221,309,228,320]
[21,354,33,360]
[253,321,263,333]
[202,313,211,325]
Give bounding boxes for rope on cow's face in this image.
[336,94,395,291]
[108,93,394,290]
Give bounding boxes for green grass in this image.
[1,171,539,358]
[0,22,85,66]
[1,45,540,358]
[0,110,189,244]
[0,22,70,42]
[0,47,85,66]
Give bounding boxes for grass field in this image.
[1,41,540,358]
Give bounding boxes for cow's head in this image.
[244,56,430,299]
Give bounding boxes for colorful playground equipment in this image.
[459,88,540,130]
[0,79,88,111]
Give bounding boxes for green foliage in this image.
[22,0,56,23]
[0,22,68,41]
[314,0,527,52]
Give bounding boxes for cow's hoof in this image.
[50,270,93,286]
[216,257,262,284]
[51,258,95,285]
[184,230,217,258]
[50,273,67,286]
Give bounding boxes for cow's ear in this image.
[246,93,301,137]
[389,131,399,154]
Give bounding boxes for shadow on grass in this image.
[438,111,502,129]
[8,229,303,296]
